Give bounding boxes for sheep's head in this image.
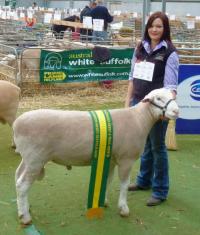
[142,88,179,120]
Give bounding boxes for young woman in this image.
[125,12,179,206]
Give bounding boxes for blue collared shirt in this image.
[129,40,179,91]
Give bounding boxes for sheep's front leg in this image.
[117,160,133,217]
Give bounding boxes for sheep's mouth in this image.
[165,114,179,120]
[160,113,179,120]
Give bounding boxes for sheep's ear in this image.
[142,98,150,103]
[142,93,153,103]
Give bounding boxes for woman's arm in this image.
[164,51,179,98]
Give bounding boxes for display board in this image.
[40,48,133,83]
[176,64,200,134]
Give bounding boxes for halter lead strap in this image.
[150,99,174,117]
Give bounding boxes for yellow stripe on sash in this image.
[92,110,107,208]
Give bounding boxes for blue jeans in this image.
[92,31,108,42]
[133,99,169,199]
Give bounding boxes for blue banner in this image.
[176,64,200,134]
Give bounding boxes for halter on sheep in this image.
[147,97,175,117]
[13,88,179,225]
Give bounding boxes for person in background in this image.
[90,0,113,42]
[125,12,179,206]
[80,1,97,41]
[80,1,97,22]
[90,0,113,88]
[32,2,37,9]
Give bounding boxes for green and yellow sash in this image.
[86,110,113,218]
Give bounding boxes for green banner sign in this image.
[40,48,133,83]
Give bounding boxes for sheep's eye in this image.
[157,97,161,101]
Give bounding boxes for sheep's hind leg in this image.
[117,159,133,217]
[15,164,43,225]
[15,160,25,183]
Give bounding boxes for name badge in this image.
[133,61,155,82]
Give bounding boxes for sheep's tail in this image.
[37,167,45,181]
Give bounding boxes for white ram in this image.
[13,88,179,224]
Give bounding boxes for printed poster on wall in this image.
[176,64,200,134]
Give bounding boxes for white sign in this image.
[8,11,14,18]
[2,11,6,19]
[6,11,12,19]
[177,75,200,120]
[83,16,93,29]
[187,20,195,29]
[70,8,78,15]
[133,61,155,82]
[48,8,54,12]
[110,21,123,30]
[27,11,33,19]
[93,19,104,31]
[113,10,121,16]
[20,12,25,18]
[54,13,61,20]
[44,13,53,24]
[169,15,176,20]
[13,12,19,20]
[133,12,138,18]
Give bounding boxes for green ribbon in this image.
[87,110,113,211]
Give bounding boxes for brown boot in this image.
[146,196,165,206]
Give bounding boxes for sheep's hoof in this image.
[119,205,130,217]
[20,220,33,228]
[19,214,32,226]
[11,144,16,149]
[104,199,109,208]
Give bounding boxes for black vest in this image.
[133,43,175,100]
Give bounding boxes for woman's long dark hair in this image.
[144,11,171,42]
[137,11,174,52]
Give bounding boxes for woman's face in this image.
[148,18,164,43]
